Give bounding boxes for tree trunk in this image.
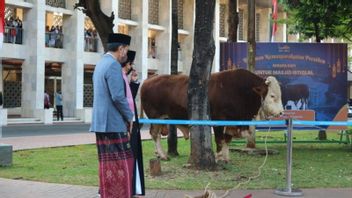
[171,0,179,75]
[314,22,321,43]
[167,0,179,157]
[168,125,179,156]
[75,0,114,51]
[149,158,162,176]
[318,130,327,140]
[247,0,256,72]
[227,0,238,42]
[187,0,216,170]
[247,0,256,149]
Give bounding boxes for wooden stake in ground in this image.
[149,158,161,176]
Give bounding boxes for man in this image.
[55,91,63,121]
[90,33,134,198]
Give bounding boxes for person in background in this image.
[121,51,145,197]
[44,90,51,109]
[55,91,63,121]
[90,33,134,198]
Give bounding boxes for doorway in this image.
[45,62,62,116]
[45,76,61,107]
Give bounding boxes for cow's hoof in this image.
[160,156,170,161]
[216,159,230,164]
[215,153,223,162]
[183,163,192,168]
[215,157,224,163]
[246,143,256,149]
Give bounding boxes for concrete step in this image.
[6,117,83,125]
[7,118,43,125]
[52,117,83,123]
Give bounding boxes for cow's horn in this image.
[265,77,271,85]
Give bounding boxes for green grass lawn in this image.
[0,130,351,190]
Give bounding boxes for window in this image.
[45,12,64,48]
[119,0,132,20]
[46,0,66,8]
[4,6,24,44]
[177,0,184,29]
[255,13,260,41]
[219,4,226,37]
[84,17,98,52]
[238,9,244,40]
[148,0,159,25]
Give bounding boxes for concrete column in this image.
[129,0,149,81]
[61,7,85,117]
[0,61,3,98]
[0,109,8,127]
[236,0,240,40]
[127,0,149,112]
[157,0,172,75]
[0,60,4,125]
[182,0,195,75]
[21,0,46,118]
[112,0,119,32]
[283,12,287,42]
[213,0,220,72]
[274,12,285,42]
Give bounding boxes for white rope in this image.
[219,126,271,198]
[184,126,272,198]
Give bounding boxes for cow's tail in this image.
[139,101,145,129]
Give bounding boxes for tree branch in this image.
[74,0,114,51]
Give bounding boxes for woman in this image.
[121,50,145,197]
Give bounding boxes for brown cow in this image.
[141,69,283,161]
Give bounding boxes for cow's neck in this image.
[256,107,267,120]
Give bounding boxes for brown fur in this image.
[141,69,269,157]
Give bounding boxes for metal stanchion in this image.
[274,118,303,197]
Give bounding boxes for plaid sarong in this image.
[96,132,134,198]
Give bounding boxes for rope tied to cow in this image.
[183,125,272,198]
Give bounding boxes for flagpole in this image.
[271,0,278,42]
[0,0,4,49]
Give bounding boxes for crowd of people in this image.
[45,25,64,48]
[4,17,23,44]
[84,28,98,52]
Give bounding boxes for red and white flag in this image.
[0,0,5,49]
[271,0,278,42]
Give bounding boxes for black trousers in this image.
[56,105,63,120]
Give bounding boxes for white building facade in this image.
[0,0,290,124]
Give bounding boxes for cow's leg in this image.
[150,124,168,160]
[214,126,224,162]
[304,98,308,109]
[222,134,233,163]
[160,124,169,136]
[176,125,190,140]
[246,125,256,148]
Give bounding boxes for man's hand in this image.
[130,70,138,82]
[127,121,133,140]
[129,121,133,133]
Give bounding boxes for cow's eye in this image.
[271,95,275,98]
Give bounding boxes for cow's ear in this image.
[253,85,267,97]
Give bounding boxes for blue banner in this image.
[220,43,348,123]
